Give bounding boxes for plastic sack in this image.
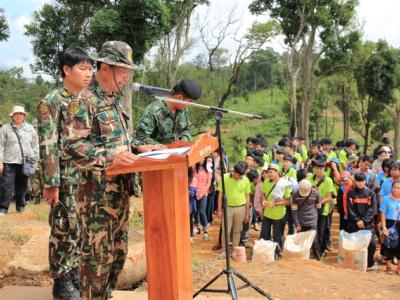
[283,230,316,260]
[252,239,277,264]
[337,230,372,272]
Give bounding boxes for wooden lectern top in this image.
[105,133,218,176]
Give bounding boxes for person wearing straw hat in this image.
[77,40,143,300]
[0,105,39,215]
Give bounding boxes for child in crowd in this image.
[217,161,250,258]
[308,160,335,254]
[336,171,353,230]
[241,169,260,244]
[380,180,400,273]
[194,158,212,240]
[188,167,197,244]
[346,173,377,270]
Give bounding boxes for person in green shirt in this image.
[299,136,308,163]
[320,138,337,162]
[240,137,256,159]
[338,139,357,172]
[217,161,250,257]
[281,155,297,235]
[260,163,292,254]
[244,151,256,169]
[307,160,335,254]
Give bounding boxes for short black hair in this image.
[354,172,366,182]
[359,155,371,163]
[391,161,400,170]
[254,155,264,166]
[313,160,326,168]
[283,155,293,161]
[245,151,255,159]
[246,137,254,143]
[381,137,390,145]
[246,169,259,182]
[320,138,332,145]
[345,139,356,148]
[276,147,285,155]
[311,142,321,149]
[234,161,247,176]
[59,47,92,78]
[382,158,394,170]
[297,168,308,182]
[278,138,291,148]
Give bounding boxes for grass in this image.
[28,203,49,222]
[199,87,385,163]
[129,210,144,228]
[1,230,30,245]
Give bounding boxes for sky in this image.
[0,0,400,79]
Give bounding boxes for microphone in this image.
[132,82,172,96]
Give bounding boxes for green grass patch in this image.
[29,203,49,222]
[129,211,144,228]
[2,230,30,245]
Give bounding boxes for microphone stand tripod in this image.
[153,96,273,300]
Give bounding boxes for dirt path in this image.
[1,201,400,299]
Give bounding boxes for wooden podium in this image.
[106,134,218,300]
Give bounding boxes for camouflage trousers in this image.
[49,184,80,279]
[78,173,130,300]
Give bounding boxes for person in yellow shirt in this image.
[217,161,250,257]
[260,163,292,255]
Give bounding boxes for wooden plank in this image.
[142,168,192,300]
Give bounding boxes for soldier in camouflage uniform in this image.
[37,47,99,300]
[135,79,202,146]
[78,41,143,300]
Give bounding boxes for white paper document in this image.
[137,147,191,160]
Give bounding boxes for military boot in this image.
[52,272,80,300]
[69,267,80,291]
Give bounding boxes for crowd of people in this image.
[188,135,400,273]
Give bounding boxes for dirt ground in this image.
[1,199,400,299]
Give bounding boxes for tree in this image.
[155,0,209,87]
[0,8,9,41]
[26,0,172,80]
[25,0,177,128]
[350,41,397,154]
[250,0,359,146]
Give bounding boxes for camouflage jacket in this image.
[37,87,105,187]
[135,100,191,145]
[83,80,134,164]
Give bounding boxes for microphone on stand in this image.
[132,82,172,96]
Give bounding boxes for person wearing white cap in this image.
[291,179,322,259]
[0,105,39,215]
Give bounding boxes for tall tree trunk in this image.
[343,106,350,140]
[363,121,370,155]
[289,73,297,137]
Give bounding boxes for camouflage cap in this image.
[89,41,138,70]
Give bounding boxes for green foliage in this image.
[25,0,177,80]
[0,68,52,123]
[0,8,9,41]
